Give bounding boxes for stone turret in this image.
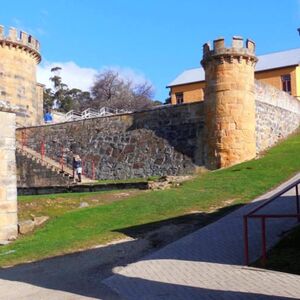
[201,36,258,169]
[0,26,43,126]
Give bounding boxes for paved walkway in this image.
[104,173,300,299]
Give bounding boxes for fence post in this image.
[41,140,45,161]
[60,146,64,171]
[261,217,267,267]
[24,129,27,148]
[21,130,25,150]
[92,160,95,180]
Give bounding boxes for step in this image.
[16,144,96,183]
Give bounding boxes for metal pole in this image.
[296,184,300,222]
[41,140,45,161]
[92,160,95,180]
[21,131,24,150]
[82,159,85,176]
[244,216,249,265]
[24,129,27,148]
[261,217,267,267]
[61,146,64,171]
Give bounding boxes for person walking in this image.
[73,154,82,183]
[43,109,53,124]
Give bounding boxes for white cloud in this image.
[37,61,98,91]
[100,65,152,86]
[37,61,154,92]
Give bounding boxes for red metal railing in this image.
[18,129,96,180]
[244,179,300,266]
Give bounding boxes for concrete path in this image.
[104,174,300,299]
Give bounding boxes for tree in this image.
[43,67,92,113]
[91,70,157,111]
[67,88,92,111]
[49,67,68,112]
[43,67,159,113]
[43,87,54,110]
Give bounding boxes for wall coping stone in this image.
[17,102,204,130]
[0,100,26,115]
[255,81,300,115]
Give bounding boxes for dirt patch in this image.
[18,189,144,221]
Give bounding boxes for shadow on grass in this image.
[252,224,300,275]
[0,198,298,299]
[0,203,244,299]
[112,204,243,247]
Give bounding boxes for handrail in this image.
[244,179,300,266]
[244,179,300,218]
[17,128,96,180]
[63,107,132,122]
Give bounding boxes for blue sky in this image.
[1,0,300,102]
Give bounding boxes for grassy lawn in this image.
[18,189,144,221]
[1,132,300,266]
[254,224,300,275]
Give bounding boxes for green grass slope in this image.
[1,132,300,266]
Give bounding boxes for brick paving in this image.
[104,174,300,299]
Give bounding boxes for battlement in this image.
[202,36,257,66]
[0,25,41,63]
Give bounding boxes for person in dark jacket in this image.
[73,154,82,183]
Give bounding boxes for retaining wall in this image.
[18,103,204,180]
[255,81,300,152]
[16,83,300,182]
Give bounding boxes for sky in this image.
[1,0,300,103]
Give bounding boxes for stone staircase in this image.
[16,144,95,186]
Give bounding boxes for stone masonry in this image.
[15,37,300,183]
[16,82,300,182]
[17,103,204,180]
[201,37,258,169]
[255,80,300,152]
[16,150,72,187]
[0,25,43,127]
[0,109,17,242]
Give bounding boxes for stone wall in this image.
[17,103,204,180]
[0,25,42,127]
[16,82,300,183]
[16,151,72,187]
[0,110,17,242]
[255,81,300,152]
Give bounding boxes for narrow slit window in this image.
[175,92,184,104]
[281,74,291,94]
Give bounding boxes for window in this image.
[175,92,184,104]
[281,74,291,94]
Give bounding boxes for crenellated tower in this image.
[201,36,258,169]
[0,26,43,126]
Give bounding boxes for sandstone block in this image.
[0,212,17,228]
[0,201,17,212]
[0,224,17,241]
[33,216,49,226]
[18,220,35,235]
